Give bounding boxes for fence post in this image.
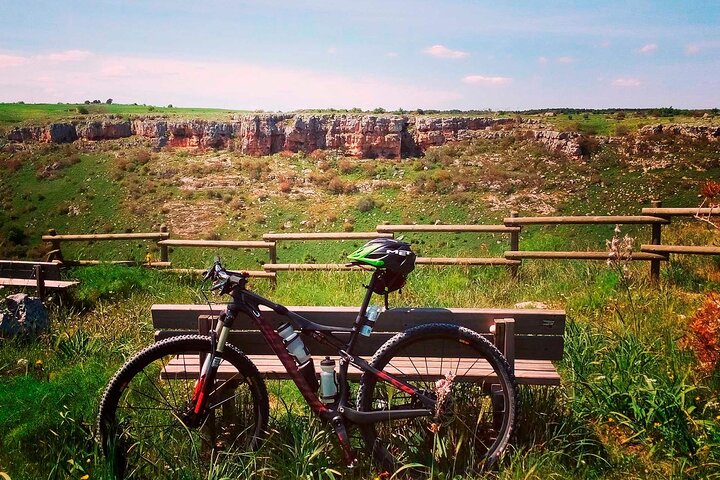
[268,242,278,287]
[509,211,520,278]
[46,229,64,262]
[650,200,662,283]
[159,225,169,263]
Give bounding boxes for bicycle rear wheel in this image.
[357,323,517,477]
[98,335,269,479]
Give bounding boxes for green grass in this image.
[0,103,249,132]
[1,255,719,479]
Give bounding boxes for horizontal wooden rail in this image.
[505,251,668,261]
[641,244,720,255]
[263,263,359,271]
[377,224,520,233]
[504,215,670,225]
[262,232,392,241]
[416,257,520,266]
[42,232,170,241]
[62,260,173,267]
[158,239,274,249]
[163,268,277,278]
[641,207,720,216]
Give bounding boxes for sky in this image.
[0,0,719,111]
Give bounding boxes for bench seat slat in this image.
[161,355,560,385]
[0,278,78,288]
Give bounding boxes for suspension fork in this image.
[190,313,232,418]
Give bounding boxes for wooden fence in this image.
[37,201,718,284]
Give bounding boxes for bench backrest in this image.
[0,260,61,280]
[152,305,565,361]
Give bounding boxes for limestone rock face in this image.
[4,114,589,159]
[76,121,132,140]
[639,123,720,140]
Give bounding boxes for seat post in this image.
[346,270,380,353]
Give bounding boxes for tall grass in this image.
[0,254,719,478]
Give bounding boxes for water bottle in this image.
[277,322,318,390]
[320,357,338,403]
[276,322,311,364]
[360,304,382,337]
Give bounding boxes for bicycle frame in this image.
[199,269,435,466]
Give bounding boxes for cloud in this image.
[38,50,92,62]
[326,47,338,55]
[462,75,512,85]
[612,77,641,87]
[423,45,468,59]
[385,52,399,58]
[637,43,657,54]
[537,56,548,64]
[0,49,461,110]
[557,56,574,64]
[685,41,720,55]
[0,54,27,68]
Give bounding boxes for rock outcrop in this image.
[0,293,49,338]
[5,114,585,159]
[639,123,720,140]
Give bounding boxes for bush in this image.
[356,196,376,212]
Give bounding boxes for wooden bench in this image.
[0,260,78,298]
[151,304,566,385]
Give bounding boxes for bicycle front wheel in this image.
[357,323,517,477]
[98,335,269,479]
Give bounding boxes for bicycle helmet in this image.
[348,238,416,295]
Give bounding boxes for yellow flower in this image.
[80,475,89,480]
[608,417,614,423]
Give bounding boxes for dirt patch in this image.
[161,200,225,238]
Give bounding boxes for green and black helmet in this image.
[348,238,416,275]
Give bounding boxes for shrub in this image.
[77,106,89,115]
[614,125,630,136]
[337,159,355,174]
[681,293,720,374]
[356,196,376,212]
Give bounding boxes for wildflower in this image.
[608,417,614,423]
[80,475,89,480]
[434,372,455,419]
[653,422,661,428]
[35,359,43,369]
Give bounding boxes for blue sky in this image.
[0,1,718,110]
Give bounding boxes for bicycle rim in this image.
[358,324,516,477]
[99,336,268,479]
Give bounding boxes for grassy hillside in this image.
[0,110,719,479]
[0,103,248,133]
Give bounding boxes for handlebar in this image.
[204,258,248,294]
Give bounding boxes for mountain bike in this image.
[97,242,517,479]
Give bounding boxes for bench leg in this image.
[34,264,46,299]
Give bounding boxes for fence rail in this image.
[34,201,718,284]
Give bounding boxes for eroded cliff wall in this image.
[6,114,590,158]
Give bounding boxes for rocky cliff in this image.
[6,114,588,159]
